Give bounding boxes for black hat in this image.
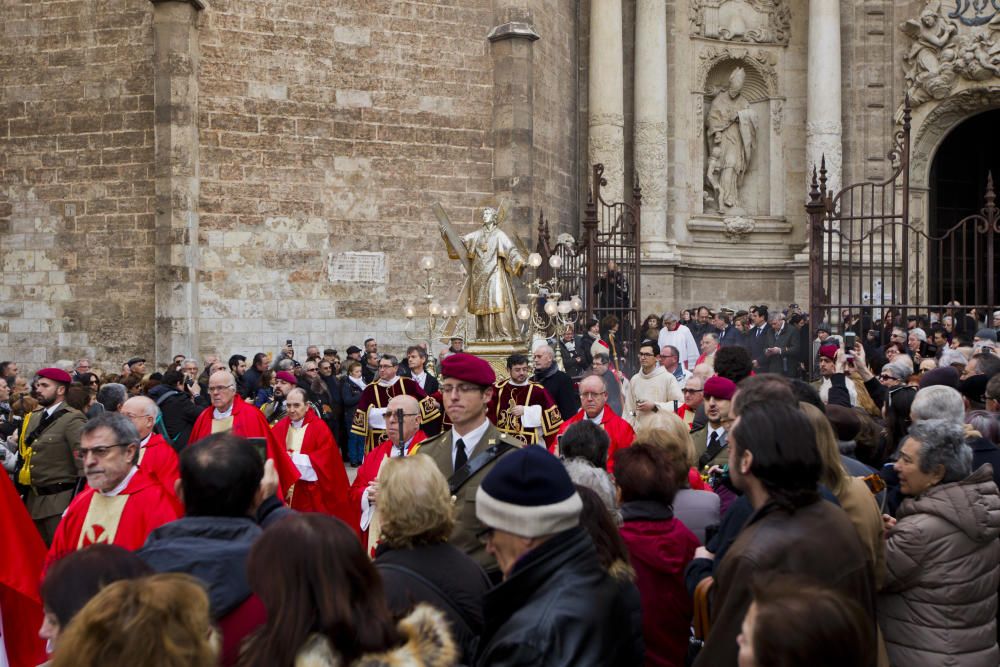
[126,357,145,367]
[346,345,362,355]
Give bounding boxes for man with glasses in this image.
[45,412,179,568]
[419,353,523,577]
[676,374,705,430]
[623,341,683,430]
[490,354,563,447]
[271,387,351,522]
[591,352,626,415]
[351,354,440,454]
[19,368,87,545]
[350,394,431,553]
[659,344,691,388]
[557,374,634,472]
[72,358,91,383]
[189,370,300,501]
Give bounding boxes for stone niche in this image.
[687,47,787,250]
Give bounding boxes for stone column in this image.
[806,0,842,194]
[150,0,204,364]
[633,0,672,257]
[588,0,624,201]
[488,6,539,233]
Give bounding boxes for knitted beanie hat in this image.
[476,446,582,538]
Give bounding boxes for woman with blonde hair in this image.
[800,402,885,585]
[50,573,217,667]
[374,455,489,664]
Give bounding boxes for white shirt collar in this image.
[389,434,416,457]
[45,401,64,418]
[377,376,400,388]
[587,408,605,424]
[291,418,305,429]
[709,425,726,440]
[508,378,529,387]
[213,403,234,420]
[139,433,152,448]
[101,465,139,497]
[452,418,491,461]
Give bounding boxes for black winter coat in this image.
[148,385,203,451]
[475,526,644,667]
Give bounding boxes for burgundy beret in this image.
[918,365,960,390]
[440,353,495,387]
[37,368,72,384]
[704,376,737,401]
[819,344,840,361]
[275,371,298,385]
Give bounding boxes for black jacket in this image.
[476,526,644,667]
[376,542,490,665]
[340,378,365,429]
[139,517,262,618]
[532,365,580,421]
[148,384,204,451]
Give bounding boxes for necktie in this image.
[454,438,468,470]
[700,431,722,469]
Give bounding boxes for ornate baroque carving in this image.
[588,128,626,201]
[722,215,755,238]
[911,85,1000,179]
[697,46,778,97]
[634,120,668,210]
[771,99,783,134]
[690,0,791,45]
[900,0,1000,108]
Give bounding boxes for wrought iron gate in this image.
[807,100,1000,356]
[536,164,642,357]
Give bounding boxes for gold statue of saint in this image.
[441,205,526,342]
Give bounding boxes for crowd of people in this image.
[1,299,1000,667]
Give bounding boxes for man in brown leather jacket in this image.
[694,400,877,667]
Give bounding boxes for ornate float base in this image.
[464,340,530,381]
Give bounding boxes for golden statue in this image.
[439,203,526,342]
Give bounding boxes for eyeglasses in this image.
[476,527,494,545]
[579,391,606,399]
[378,364,396,369]
[638,352,655,358]
[385,412,420,420]
[207,385,235,393]
[305,368,319,373]
[682,388,703,394]
[75,443,128,461]
[439,383,482,395]
[878,374,898,381]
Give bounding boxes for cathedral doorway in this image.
[928,109,1000,308]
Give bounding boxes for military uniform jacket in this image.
[21,405,86,521]
[418,422,522,574]
[691,425,729,471]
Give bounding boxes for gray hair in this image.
[768,312,784,323]
[909,328,927,343]
[277,358,294,371]
[907,419,972,483]
[82,412,141,465]
[592,352,610,365]
[883,360,912,381]
[181,358,199,370]
[562,457,618,520]
[662,311,678,323]
[96,383,127,412]
[911,385,965,424]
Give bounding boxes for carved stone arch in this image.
[697,47,778,99]
[911,86,1000,190]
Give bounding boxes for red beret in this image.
[440,353,495,387]
[819,344,840,361]
[275,371,298,385]
[704,376,736,401]
[37,368,72,384]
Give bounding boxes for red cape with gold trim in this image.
[348,429,428,543]
[271,410,353,525]
[489,379,563,447]
[350,377,439,452]
[0,473,46,667]
[139,432,181,513]
[557,408,635,473]
[189,398,300,498]
[45,468,180,571]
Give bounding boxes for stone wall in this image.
[1,0,156,368]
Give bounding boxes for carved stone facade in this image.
[1,0,997,367]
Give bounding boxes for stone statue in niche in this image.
[705,67,757,214]
[900,0,1000,107]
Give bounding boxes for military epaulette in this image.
[690,424,707,435]
[418,430,450,447]
[492,433,526,449]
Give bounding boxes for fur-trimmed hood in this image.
[294,604,457,667]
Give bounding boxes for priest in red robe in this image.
[557,374,634,472]
[271,387,353,524]
[122,396,180,507]
[349,395,428,555]
[45,413,180,570]
[189,370,300,498]
[489,354,563,447]
[351,355,439,453]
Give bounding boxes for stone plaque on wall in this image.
[327,251,386,284]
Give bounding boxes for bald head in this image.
[579,374,608,418]
[121,395,159,440]
[386,394,421,444]
[208,370,237,411]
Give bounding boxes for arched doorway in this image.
[928,109,1000,308]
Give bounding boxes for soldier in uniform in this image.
[17,368,87,545]
[260,371,297,426]
[418,352,522,579]
[489,354,562,448]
